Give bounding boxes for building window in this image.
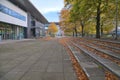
[0,4,26,21]
[31,21,36,26]
[0,22,25,40]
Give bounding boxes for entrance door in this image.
[31,28,36,37]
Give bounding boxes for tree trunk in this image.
[96,1,101,38]
[80,20,84,37]
[75,28,77,37]
[81,26,84,37]
[74,24,78,37]
[80,21,84,37]
[73,31,74,37]
[101,23,103,37]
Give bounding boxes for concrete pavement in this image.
[0,39,35,44]
[0,39,77,80]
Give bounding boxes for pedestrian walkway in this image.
[0,39,35,44]
[0,39,77,80]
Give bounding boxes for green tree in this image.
[62,0,120,38]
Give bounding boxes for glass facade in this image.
[0,4,26,21]
[0,22,25,40]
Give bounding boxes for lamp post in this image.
[115,0,118,40]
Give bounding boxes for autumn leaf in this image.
[48,22,58,35]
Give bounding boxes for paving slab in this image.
[47,63,63,72]
[64,72,77,80]
[0,39,77,80]
[43,72,64,80]
[20,72,43,80]
[1,72,24,80]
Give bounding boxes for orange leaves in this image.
[105,71,118,80]
[59,38,88,80]
[48,22,58,34]
[60,9,70,27]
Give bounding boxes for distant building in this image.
[0,0,48,40]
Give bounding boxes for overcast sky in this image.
[29,0,64,22]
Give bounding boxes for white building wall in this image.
[0,0,27,27]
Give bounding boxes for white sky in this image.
[29,0,64,22]
[29,0,64,14]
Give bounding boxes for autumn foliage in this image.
[48,22,58,36]
[60,0,120,38]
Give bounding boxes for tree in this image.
[48,22,58,36]
[69,0,91,37]
[60,9,70,31]
[83,0,120,38]
[60,9,75,36]
[62,0,120,39]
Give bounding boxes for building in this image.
[0,0,48,40]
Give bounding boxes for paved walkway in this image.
[0,39,35,44]
[0,39,77,80]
